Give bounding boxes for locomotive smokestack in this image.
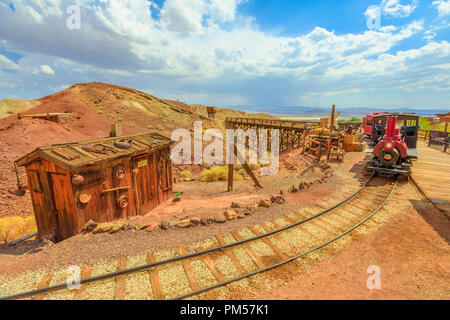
[385,117,397,138]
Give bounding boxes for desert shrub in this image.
[0,216,37,244]
[179,170,194,180]
[199,166,243,182]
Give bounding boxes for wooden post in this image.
[329,104,336,131]
[227,163,234,191]
[326,136,332,160]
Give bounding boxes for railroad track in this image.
[1,174,398,300]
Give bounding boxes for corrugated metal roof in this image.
[16,132,172,171]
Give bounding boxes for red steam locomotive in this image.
[366,115,419,177]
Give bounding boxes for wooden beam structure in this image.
[225,117,317,152]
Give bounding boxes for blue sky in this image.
[0,0,449,110]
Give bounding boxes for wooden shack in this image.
[16,132,173,242]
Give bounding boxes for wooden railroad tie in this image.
[196,249,227,283]
[146,254,165,300]
[247,226,289,260]
[177,247,201,291]
[32,273,53,300]
[283,215,319,240]
[259,223,296,257]
[231,231,266,269]
[114,256,128,300]
[215,234,246,274]
[72,266,92,300]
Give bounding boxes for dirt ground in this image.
[0,149,361,276]
[251,191,450,300]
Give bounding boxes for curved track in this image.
[1,174,398,300]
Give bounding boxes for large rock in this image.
[83,219,98,232]
[93,222,114,234]
[190,217,201,226]
[270,195,285,204]
[258,199,271,208]
[201,217,214,225]
[109,222,125,234]
[123,221,135,230]
[214,214,227,223]
[224,209,238,220]
[176,219,193,228]
[146,222,160,232]
[231,202,241,208]
[160,220,170,230]
[134,224,148,231]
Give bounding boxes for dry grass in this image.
[0,216,37,243]
[199,166,243,182]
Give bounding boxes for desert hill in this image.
[0,82,276,218]
[0,82,276,161]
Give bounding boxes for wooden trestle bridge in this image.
[225,117,319,152]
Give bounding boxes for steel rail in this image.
[1,173,375,300]
[172,176,398,300]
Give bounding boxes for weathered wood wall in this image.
[26,159,75,241]
[25,146,173,242]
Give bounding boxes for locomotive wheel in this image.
[378,148,399,166]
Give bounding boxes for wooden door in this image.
[48,172,75,241]
[132,154,156,216]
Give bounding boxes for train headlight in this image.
[384,154,392,161]
[385,142,393,149]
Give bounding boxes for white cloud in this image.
[433,0,450,16]
[0,0,448,108]
[0,54,20,70]
[40,64,55,74]
[381,0,418,18]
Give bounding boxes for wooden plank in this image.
[177,247,201,291]
[231,231,266,269]
[32,274,53,300]
[114,256,127,300]
[146,254,165,300]
[295,212,336,234]
[303,211,345,233]
[228,163,234,191]
[260,223,295,256]
[248,226,288,260]
[72,266,92,300]
[233,144,262,188]
[270,219,308,246]
[215,234,246,274]
[283,215,320,240]
[201,254,227,283]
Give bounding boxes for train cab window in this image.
[405,127,416,136]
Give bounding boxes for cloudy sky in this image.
[0,0,449,110]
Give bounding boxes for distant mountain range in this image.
[225,106,448,118]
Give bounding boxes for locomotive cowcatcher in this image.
[366,115,419,177]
